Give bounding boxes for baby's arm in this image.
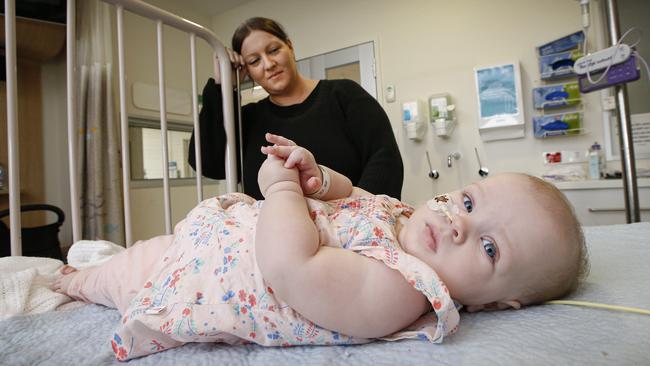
[261,133,371,200]
[256,159,428,338]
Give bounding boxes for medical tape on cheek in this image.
[426,194,460,220]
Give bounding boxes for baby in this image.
[55,134,588,361]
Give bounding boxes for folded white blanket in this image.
[0,240,124,319]
[0,256,70,320]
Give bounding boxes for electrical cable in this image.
[575,1,648,86]
[634,50,650,80]
[545,300,650,315]
[580,0,590,53]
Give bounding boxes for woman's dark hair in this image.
[232,17,290,54]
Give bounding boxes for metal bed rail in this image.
[4,0,237,255]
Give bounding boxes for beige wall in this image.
[42,54,71,245]
[210,0,649,205]
[124,0,215,123]
[130,183,222,241]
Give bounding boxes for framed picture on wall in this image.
[473,61,525,142]
[605,112,650,160]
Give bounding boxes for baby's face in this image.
[398,174,565,307]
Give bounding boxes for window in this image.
[129,118,195,180]
[296,41,377,99]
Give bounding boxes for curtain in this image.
[76,0,125,245]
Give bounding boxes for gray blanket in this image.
[2,223,649,365]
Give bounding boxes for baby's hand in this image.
[257,153,301,198]
[261,133,323,196]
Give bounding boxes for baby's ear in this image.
[464,304,485,313]
[500,300,522,310]
[464,300,521,313]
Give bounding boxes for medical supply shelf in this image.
[533,31,585,139]
[554,178,650,190]
[533,110,587,138]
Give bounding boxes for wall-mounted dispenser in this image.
[402,100,427,140]
[429,93,456,137]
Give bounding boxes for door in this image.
[297,41,377,99]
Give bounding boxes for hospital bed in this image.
[2,0,649,364]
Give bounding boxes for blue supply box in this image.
[533,112,582,138]
[533,82,581,109]
[539,50,583,80]
[537,31,585,56]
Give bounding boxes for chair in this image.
[0,204,65,260]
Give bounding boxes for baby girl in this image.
[56,134,588,361]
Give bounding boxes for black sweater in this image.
[188,78,403,200]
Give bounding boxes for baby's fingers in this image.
[265,133,296,147]
[305,176,322,195]
[284,148,311,169]
[260,145,296,159]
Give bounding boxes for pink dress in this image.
[111,193,459,361]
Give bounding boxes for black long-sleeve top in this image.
[188,78,403,200]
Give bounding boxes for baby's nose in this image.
[450,216,467,244]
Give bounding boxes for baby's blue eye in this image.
[462,194,473,213]
[482,238,497,259]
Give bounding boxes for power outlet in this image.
[385,84,396,103]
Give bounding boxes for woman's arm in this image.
[187,78,230,179]
[340,81,404,199]
[188,48,250,179]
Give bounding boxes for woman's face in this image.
[240,30,297,95]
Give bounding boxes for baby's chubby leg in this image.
[54,234,175,314]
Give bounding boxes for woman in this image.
[189,17,403,199]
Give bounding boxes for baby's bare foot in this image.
[54,265,78,296]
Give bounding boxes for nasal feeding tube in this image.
[426,194,460,221]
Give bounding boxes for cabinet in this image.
[555,179,650,226]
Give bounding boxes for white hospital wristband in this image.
[307,165,331,199]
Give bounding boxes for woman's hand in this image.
[214,47,248,84]
[260,133,323,196]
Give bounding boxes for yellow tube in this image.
[545,300,650,315]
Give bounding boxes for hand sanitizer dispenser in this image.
[429,93,456,137]
[402,100,427,140]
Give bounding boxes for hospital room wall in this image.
[211,0,650,205]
